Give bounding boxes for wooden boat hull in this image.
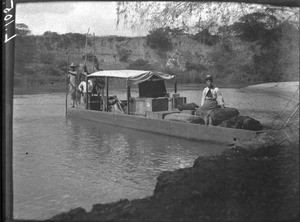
[67,108,260,144]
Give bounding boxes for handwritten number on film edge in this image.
[4,0,17,43]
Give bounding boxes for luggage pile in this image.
[176,103,263,130]
[177,103,199,115]
[210,108,240,126]
[219,115,263,131]
[164,113,205,124]
[210,107,263,131]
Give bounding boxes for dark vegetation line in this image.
[14,12,299,90]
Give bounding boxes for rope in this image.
[269,87,299,131]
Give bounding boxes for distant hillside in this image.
[14,22,299,88]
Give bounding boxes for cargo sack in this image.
[219,115,263,131]
[210,107,239,126]
[177,103,199,111]
[181,110,196,115]
[164,113,205,124]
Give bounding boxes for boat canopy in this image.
[88,70,175,84]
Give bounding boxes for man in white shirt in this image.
[78,77,93,104]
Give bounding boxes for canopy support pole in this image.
[86,77,88,110]
[127,80,131,115]
[106,77,109,112]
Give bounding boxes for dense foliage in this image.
[14,11,299,88]
[192,29,220,46]
[146,28,173,53]
[117,2,299,34]
[210,13,299,82]
[14,29,93,87]
[127,59,153,70]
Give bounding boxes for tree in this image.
[116,2,299,34]
[16,23,31,36]
[57,33,91,50]
[117,48,131,62]
[14,35,38,74]
[192,29,220,45]
[42,31,61,50]
[146,28,173,52]
[222,12,279,43]
[127,59,153,70]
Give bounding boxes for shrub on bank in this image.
[127,59,153,70]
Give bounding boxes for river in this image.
[13,88,228,220]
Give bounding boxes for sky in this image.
[16,1,148,37]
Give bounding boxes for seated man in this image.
[196,75,225,125]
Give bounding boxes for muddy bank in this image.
[48,133,299,221]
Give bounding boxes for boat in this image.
[67,70,261,144]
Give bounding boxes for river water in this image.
[13,88,229,220]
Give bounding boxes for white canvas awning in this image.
[88,70,175,84]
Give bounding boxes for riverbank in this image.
[49,136,299,221]
[239,81,299,128]
[243,81,299,103]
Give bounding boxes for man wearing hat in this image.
[68,63,78,107]
[196,75,225,125]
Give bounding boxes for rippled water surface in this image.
[13,86,292,220]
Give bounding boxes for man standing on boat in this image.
[68,63,78,108]
[78,75,93,104]
[196,75,225,125]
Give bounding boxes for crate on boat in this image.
[88,95,101,110]
[129,97,169,115]
[173,97,187,108]
[146,98,169,112]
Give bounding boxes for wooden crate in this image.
[129,98,146,115]
[145,98,169,112]
[173,97,186,108]
[88,96,101,110]
[129,97,169,115]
